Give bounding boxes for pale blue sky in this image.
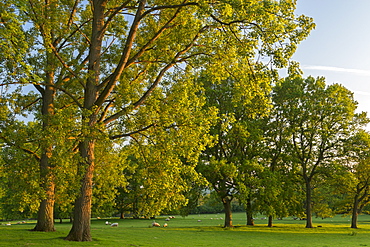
[292,0,370,119]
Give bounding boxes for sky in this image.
[291,0,370,123]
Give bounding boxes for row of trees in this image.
[198,74,370,229]
[115,74,370,230]
[3,72,370,229]
[5,0,361,242]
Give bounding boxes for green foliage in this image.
[0,0,314,239]
[270,74,368,226]
[0,144,40,219]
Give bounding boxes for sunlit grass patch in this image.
[1,213,370,246]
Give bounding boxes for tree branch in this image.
[0,134,41,162]
[141,2,199,19]
[103,26,205,125]
[109,123,155,139]
[94,0,147,109]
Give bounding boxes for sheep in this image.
[111,223,118,227]
[163,223,168,227]
[105,221,111,225]
[152,221,160,227]
[165,218,170,221]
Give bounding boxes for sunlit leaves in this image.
[270,75,369,226]
[0,0,315,229]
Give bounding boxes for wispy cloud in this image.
[302,65,370,77]
[353,90,370,96]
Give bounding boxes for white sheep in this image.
[111,223,118,227]
[152,221,160,227]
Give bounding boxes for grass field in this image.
[1,213,370,246]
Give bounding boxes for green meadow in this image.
[1,213,370,246]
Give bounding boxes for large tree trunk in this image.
[65,140,95,241]
[33,69,56,232]
[305,178,314,228]
[65,0,105,241]
[222,197,233,228]
[32,154,56,232]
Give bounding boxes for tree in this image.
[340,130,370,228]
[0,137,40,220]
[0,100,42,220]
[272,75,368,228]
[1,0,85,231]
[260,86,306,227]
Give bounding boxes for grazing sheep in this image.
[152,221,160,227]
[105,221,111,225]
[163,223,168,227]
[165,218,170,221]
[111,223,118,227]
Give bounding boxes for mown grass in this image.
[1,213,370,246]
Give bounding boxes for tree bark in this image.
[245,198,254,226]
[32,166,55,231]
[268,215,273,227]
[65,140,95,241]
[246,212,254,226]
[33,67,56,232]
[351,194,359,229]
[222,197,233,228]
[305,177,314,228]
[65,0,105,241]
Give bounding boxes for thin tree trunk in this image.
[268,215,273,227]
[245,198,254,226]
[305,178,314,228]
[223,197,233,228]
[351,194,359,229]
[246,212,254,226]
